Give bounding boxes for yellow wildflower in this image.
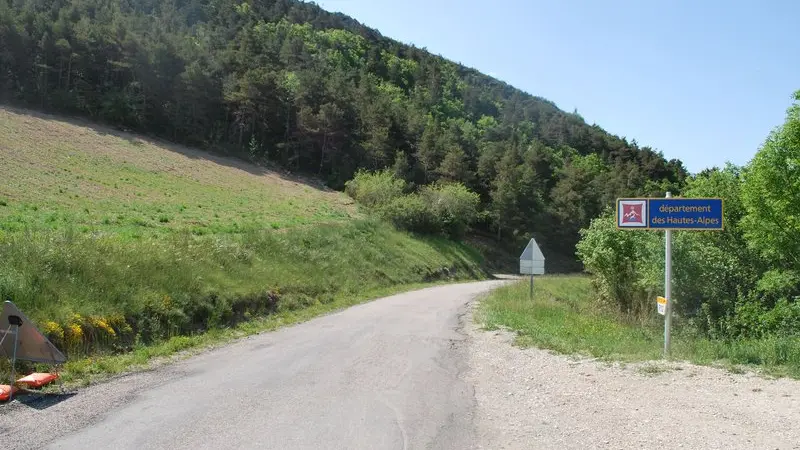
[65,323,83,348]
[90,317,116,338]
[43,321,64,341]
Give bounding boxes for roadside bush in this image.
[575,210,753,328]
[726,270,800,339]
[667,164,763,337]
[381,193,439,233]
[345,170,480,239]
[575,210,660,319]
[754,270,800,309]
[731,297,800,339]
[419,182,480,238]
[344,169,406,209]
[671,232,744,331]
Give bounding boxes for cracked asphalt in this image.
[0,280,508,450]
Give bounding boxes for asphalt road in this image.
[0,280,507,450]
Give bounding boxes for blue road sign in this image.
[617,198,724,230]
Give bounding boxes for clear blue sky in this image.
[316,0,798,174]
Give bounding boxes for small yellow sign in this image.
[657,296,667,316]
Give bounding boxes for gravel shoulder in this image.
[464,300,800,450]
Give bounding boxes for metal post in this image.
[529,243,535,299]
[9,324,18,401]
[529,274,534,299]
[664,192,673,358]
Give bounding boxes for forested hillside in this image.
[0,0,687,268]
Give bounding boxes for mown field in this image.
[0,107,488,381]
[0,107,356,236]
[477,276,800,379]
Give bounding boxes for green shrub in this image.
[419,182,480,238]
[345,170,480,238]
[727,270,800,338]
[344,169,406,209]
[754,270,800,308]
[760,299,800,338]
[381,193,438,233]
[575,210,660,319]
[730,298,800,339]
[575,162,784,338]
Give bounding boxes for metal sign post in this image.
[529,245,534,299]
[616,193,724,358]
[529,274,533,299]
[663,192,673,357]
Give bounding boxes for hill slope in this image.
[0,0,688,268]
[0,106,487,360]
[0,107,356,236]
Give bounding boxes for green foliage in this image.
[754,269,800,307]
[576,165,764,335]
[344,169,406,209]
[575,211,660,319]
[419,182,480,238]
[732,297,800,340]
[345,170,479,238]
[727,270,800,339]
[666,165,762,336]
[741,91,800,267]
[381,193,438,233]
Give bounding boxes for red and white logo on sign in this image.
[618,200,647,227]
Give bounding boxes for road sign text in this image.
[617,198,724,230]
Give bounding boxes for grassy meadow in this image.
[0,106,488,381]
[477,276,800,379]
[0,107,356,236]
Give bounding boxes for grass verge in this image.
[476,276,800,379]
[0,219,488,386]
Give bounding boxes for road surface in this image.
[0,280,508,450]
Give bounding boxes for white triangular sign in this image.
[519,238,545,275]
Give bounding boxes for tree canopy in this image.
[741,90,800,268]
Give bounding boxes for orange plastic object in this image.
[16,372,59,388]
[0,385,18,401]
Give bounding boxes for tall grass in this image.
[1,219,486,359]
[478,276,800,378]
